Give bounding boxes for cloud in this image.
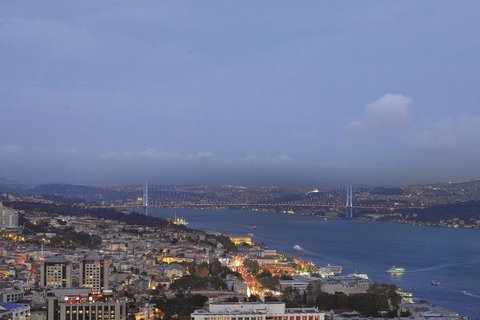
[346,94,413,136]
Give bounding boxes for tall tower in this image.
[41,256,72,288]
[345,185,353,219]
[80,254,109,294]
[143,181,149,216]
[0,202,19,230]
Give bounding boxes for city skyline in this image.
[1,1,480,186]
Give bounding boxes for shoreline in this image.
[177,215,466,318]
[131,205,480,231]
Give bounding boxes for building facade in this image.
[0,290,24,303]
[0,303,30,320]
[79,255,109,294]
[0,203,19,231]
[320,277,372,295]
[41,257,72,288]
[46,289,127,320]
[192,302,325,320]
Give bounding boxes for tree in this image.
[243,259,260,275]
[247,294,260,302]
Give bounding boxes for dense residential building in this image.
[191,302,325,320]
[0,203,18,231]
[46,289,127,320]
[320,277,372,295]
[0,290,24,303]
[279,276,318,294]
[41,257,72,288]
[0,303,30,320]
[79,254,109,294]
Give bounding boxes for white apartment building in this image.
[320,277,372,295]
[191,302,325,320]
[0,290,24,303]
[46,289,127,320]
[0,203,18,230]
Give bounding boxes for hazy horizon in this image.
[1,1,480,186]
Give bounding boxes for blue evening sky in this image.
[1,1,479,186]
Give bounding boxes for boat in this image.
[348,272,369,280]
[287,209,295,215]
[172,213,188,226]
[293,245,304,253]
[386,266,405,274]
[321,264,342,275]
[251,225,257,229]
[431,280,440,286]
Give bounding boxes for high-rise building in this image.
[0,202,19,231]
[46,289,127,320]
[41,257,72,288]
[79,254,109,294]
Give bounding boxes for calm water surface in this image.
[147,208,480,318]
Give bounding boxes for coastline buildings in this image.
[191,302,325,320]
[320,276,372,295]
[41,257,72,288]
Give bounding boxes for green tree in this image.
[243,259,260,275]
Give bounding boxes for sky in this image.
[1,1,480,186]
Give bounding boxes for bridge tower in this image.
[143,181,149,216]
[345,185,353,219]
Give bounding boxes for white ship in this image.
[348,273,369,280]
[386,266,405,274]
[293,245,304,253]
[318,264,342,275]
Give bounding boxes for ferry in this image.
[293,245,304,253]
[386,266,405,274]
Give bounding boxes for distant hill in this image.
[0,177,32,193]
[399,200,480,222]
[0,177,23,187]
[0,180,133,203]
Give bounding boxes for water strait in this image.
[147,208,480,318]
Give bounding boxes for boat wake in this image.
[463,291,480,299]
[406,261,480,273]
